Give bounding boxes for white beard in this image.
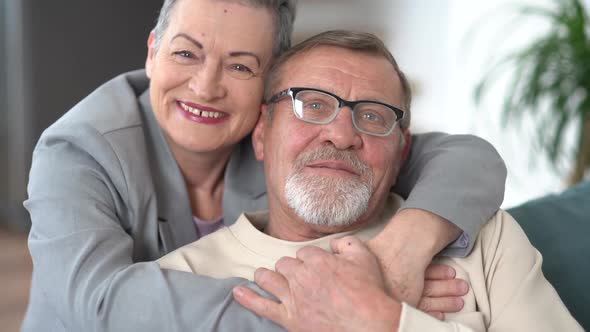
[284,147,374,227]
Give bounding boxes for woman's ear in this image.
[145,31,157,78]
[252,105,269,161]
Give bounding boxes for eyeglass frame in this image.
[267,87,405,137]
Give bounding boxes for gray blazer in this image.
[23,70,506,331]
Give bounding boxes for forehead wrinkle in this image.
[285,52,397,104]
[170,0,270,62]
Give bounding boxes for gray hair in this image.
[153,0,297,58]
[265,30,412,129]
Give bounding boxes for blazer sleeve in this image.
[393,132,507,256]
[24,127,284,331]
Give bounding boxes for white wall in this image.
[295,0,587,207]
[446,0,565,208]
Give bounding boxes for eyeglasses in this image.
[268,87,405,137]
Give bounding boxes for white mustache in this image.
[293,147,371,177]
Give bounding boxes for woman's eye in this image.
[230,64,253,74]
[172,50,196,62]
[227,64,256,79]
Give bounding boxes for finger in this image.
[426,311,445,321]
[425,264,456,280]
[417,296,464,314]
[254,267,290,300]
[275,256,303,277]
[233,285,285,324]
[423,278,469,297]
[295,245,329,262]
[329,235,366,254]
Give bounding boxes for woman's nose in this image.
[188,60,227,101]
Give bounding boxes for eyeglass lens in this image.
[294,90,397,135]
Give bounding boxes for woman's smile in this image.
[177,100,229,124]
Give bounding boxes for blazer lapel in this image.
[139,90,198,252]
[223,135,268,225]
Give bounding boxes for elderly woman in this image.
[23,0,506,331]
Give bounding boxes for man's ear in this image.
[145,31,157,79]
[251,104,269,161]
[401,128,412,162]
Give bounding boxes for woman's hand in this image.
[367,208,466,313]
[419,264,469,320]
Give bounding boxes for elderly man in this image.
[158,30,581,331]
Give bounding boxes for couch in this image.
[507,180,590,330]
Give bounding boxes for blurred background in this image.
[1,0,589,330]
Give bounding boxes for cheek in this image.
[285,121,317,152]
[152,65,185,103]
[268,121,314,170]
[243,77,264,98]
[232,80,264,119]
[366,143,402,183]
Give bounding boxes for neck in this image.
[169,142,234,220]
[172,143,232,189]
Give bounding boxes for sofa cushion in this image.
[507,180,590,330]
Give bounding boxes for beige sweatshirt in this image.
[158,194,582,331]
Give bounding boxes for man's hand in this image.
[366,208,462,306]
[233,236,402,332]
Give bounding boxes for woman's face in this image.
[146,0,275,155]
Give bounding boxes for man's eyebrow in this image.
[229,51,261,67]
[171,33,203,49]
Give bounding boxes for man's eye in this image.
[305,102,324,110]
[362,112,383,123]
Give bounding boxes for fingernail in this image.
[233,286,244,297]
[456,297,465,309]
[432,312,444,320]
[460,281,469,293]
[254,268,266,281]
[447,267,456,278]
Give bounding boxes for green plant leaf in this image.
[472,0,590,184]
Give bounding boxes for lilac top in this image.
[193,215,224,237]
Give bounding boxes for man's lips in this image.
[177,101,228,119]
[305,161,360,176]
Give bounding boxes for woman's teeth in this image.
[180,102,225,118]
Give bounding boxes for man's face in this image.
[253,46,409,232]
[145,0,274,155]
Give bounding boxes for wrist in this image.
[367,292,402,332]
[386,208,461,257]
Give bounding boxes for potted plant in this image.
[474,0,590,185]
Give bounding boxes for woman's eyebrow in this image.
[228,51,261,67]
[171,33,261,67]
[171,33,203,49]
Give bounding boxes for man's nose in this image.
[320,107,362,150]
[188,60,227,101]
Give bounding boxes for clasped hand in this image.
[233,236,467,331]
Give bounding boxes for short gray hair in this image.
[153,0,297,57]
[265,30,412,129]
